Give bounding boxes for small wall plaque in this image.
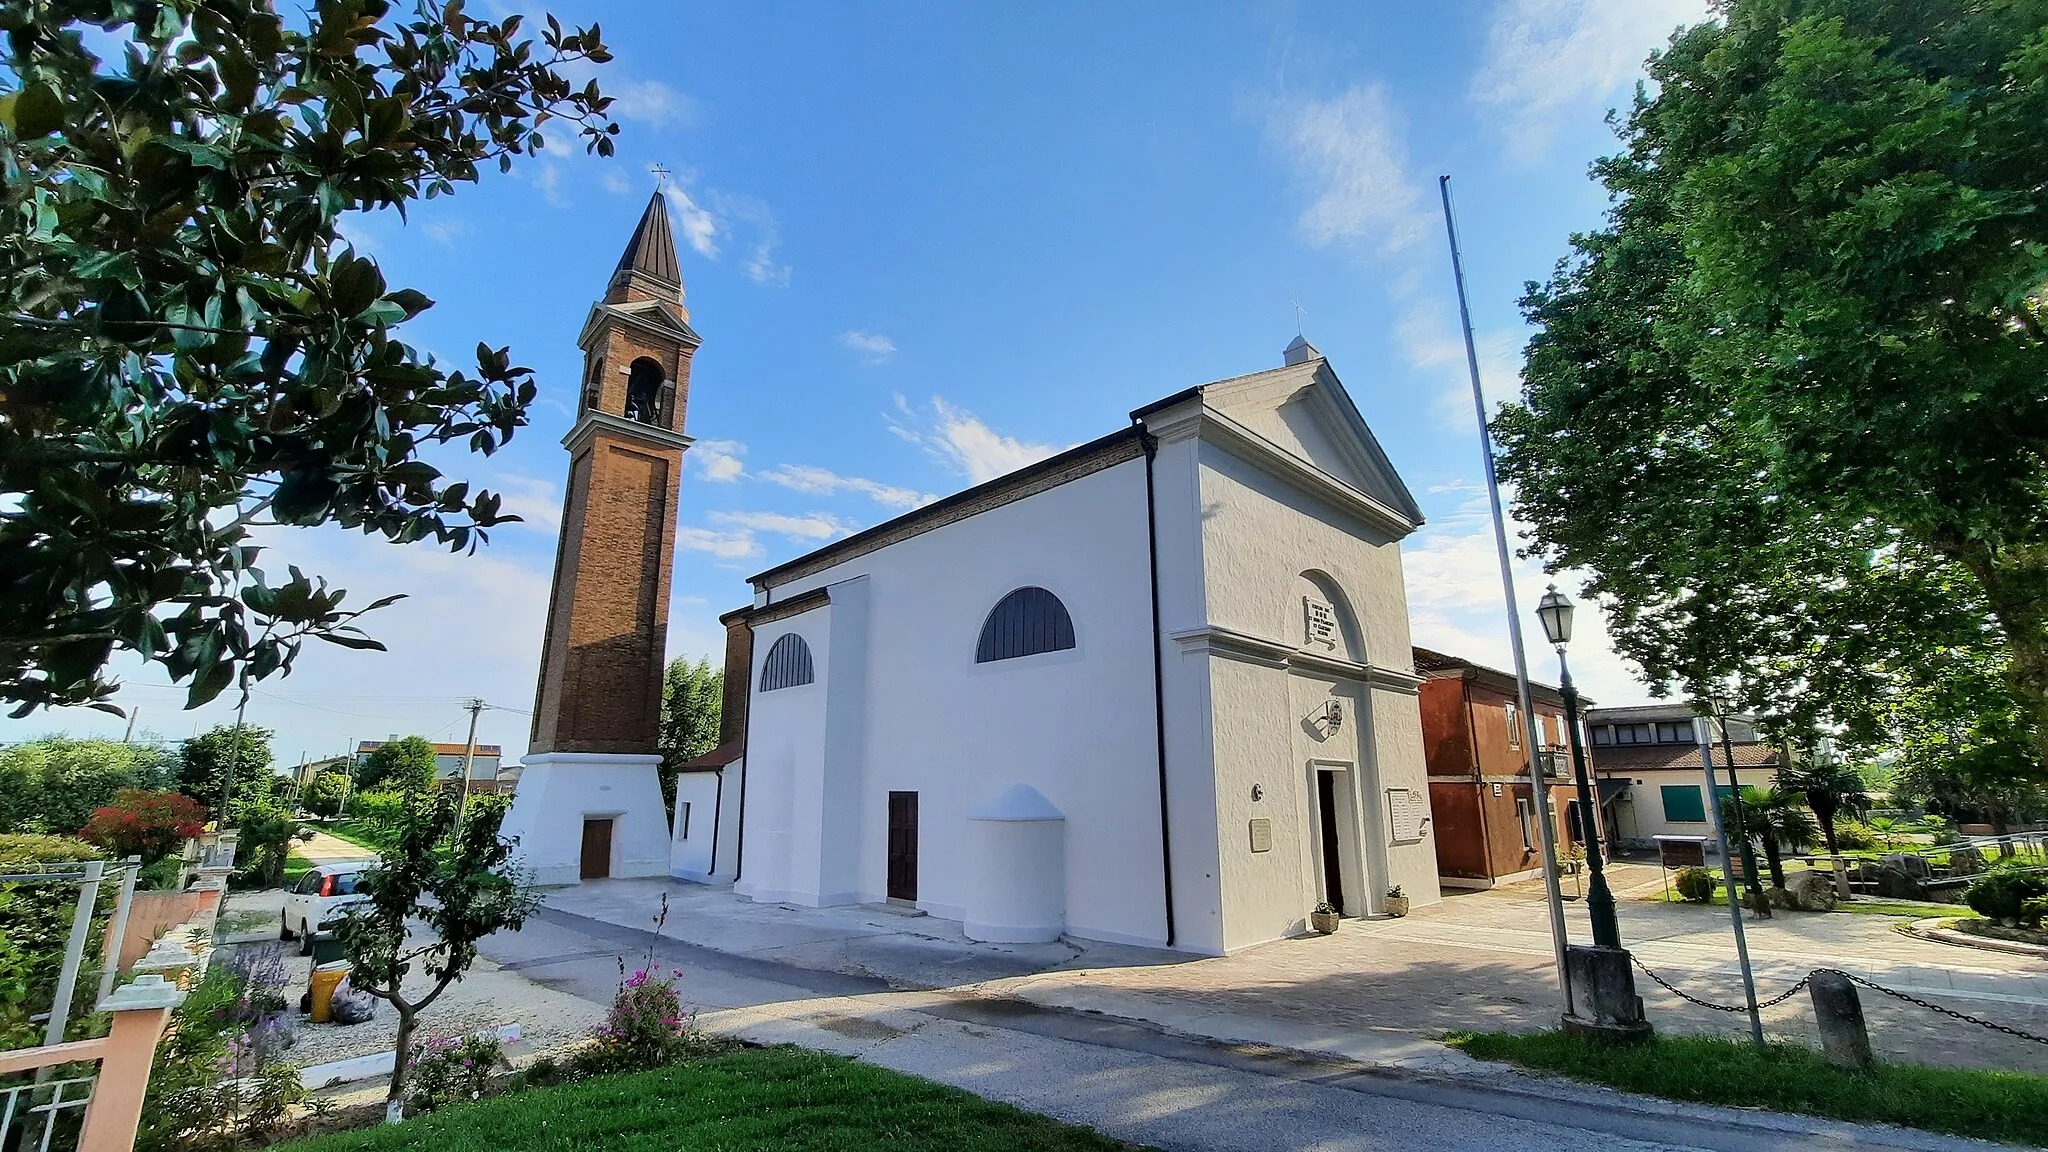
[1386,788,1424,844]
[1248,818,1273,853]
[1303,596,1338,650]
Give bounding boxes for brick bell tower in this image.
[504,191,699,885]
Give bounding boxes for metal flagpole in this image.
[1697,715,1765,1044]
[1439,174,1572,1012]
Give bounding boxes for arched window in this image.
[976,587,1075,663]
[759,634,814,691]
[624,357,664,424]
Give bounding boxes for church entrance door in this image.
[580,817,614,880]
[1314,770,1345,912]
[886,791,919,902]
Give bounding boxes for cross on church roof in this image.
[649,163,671,187]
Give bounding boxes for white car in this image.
[281,863,372,953]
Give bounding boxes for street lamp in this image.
[1536,585,1651,1040]
[1534,585,1620,948]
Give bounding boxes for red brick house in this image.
[1415,647,1590,889]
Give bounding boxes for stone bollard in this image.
[1561,945,1653,1042]
[1831,855,1852,901]
[1808,970,1873,1071]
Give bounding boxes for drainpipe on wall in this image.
[1140,428,1177,948]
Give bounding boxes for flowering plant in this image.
[407,1031,505,1113]
[78,789,207,865]
[573,895,708,1074]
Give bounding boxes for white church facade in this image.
[669,339,1443,956]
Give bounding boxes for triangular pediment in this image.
[577,299,702,351]
[1201,360,1423,527]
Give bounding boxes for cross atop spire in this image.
[606,189,683,305]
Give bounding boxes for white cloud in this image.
[1393,300,1524,431]
[608,79,698,128]
[665,186,720,259]
[421,219,471,246]
[1473,0,1710,161]
[707,510,856,542]
[483,473,562,535]
[533,161,567,207]
[888,396,1060,485]
[1271,84,1430,254]
[674,525,760,560]
[837,331,897,363]
[691,439,746,483]
[600,168,636,196]
[1403,493,1645,705]
[713,192,789,286]
[755,464,928,510]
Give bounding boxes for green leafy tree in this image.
[0,0,621,718]
[0,736,176,834]
[177,723,274,810]
[1888,645,2047,852]
[1721,787,1817,890]
[1493,0,2048,756]
[234,798,305,887]
[1775,760,1870,856]
[338,787,535,1122]
[302,769,351,818]
[356,735,438,793]
[657,656,722,813]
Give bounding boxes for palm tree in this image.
[1776,760,1870,855]
[1720,787,1819,889]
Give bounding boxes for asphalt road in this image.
[481,905,1995,1152]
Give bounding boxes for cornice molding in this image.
[1167,623,1423,693]
[563,410,694,456]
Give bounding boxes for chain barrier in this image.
[1625,955,2048,1046]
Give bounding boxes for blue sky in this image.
[9,0,1712,763]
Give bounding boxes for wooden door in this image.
[1316,771,1345,912]
[886,791,918,901]
[580,817,614,880]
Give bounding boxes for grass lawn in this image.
[278,1046,1140,1152]
[327,820,395,853]
[1449,1030,2048,1147]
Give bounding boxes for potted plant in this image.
[1309,901,1340,934]
[1384,886,1409,918]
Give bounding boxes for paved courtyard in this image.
[538,867,2048,1076]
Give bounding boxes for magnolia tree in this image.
[338,785,534,1122]
[0,0,620,718]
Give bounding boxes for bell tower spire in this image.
[607,190,686,310]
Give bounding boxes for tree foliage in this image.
[337,786,534,1120]
[1493,0,2048,757]
[657,656,721,813]
[356,734,437,792]
[1720,786,1817,889]
[0,736,177,834]
[0,0,620,718]
[1775,759,1870,856]
[176,722,273,808]
[302,768,350,817]
[78,788,208,864]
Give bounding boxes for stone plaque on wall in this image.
[1386,788,1424,843]
[1303,596,1337,650]
[1248,818,1273,853]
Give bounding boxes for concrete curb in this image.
[1898,917,2048,959]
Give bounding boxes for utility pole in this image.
[455,698,485,837]
[122,707,138,743]
[218,684,250,829]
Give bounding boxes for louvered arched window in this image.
[975,587,1075,663]
[759,634,814,691]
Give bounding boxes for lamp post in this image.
[1534,585,1651,1040]
[1534,585,1621,950]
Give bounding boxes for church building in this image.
[674,337,1445,955]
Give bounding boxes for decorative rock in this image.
[1875,859,1930,900]
[1949,846,1987,876]
[1782,870,1839,912]
[1879,853,1932,879]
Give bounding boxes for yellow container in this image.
[308,962,350,1023]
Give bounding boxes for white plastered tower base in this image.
[502,752,671,886]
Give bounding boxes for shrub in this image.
[0,834,110,1048]
[573,961,705,1076]
[2022,897,2048,931]
[138,944,305,1152]
[302,771,350,818]
[78,790,208,865]
[0,738,177,835]
[407,1031,505,1113]
[1833,820,1876,850]
[1964,864,2048,925]
[347,788,406,828]
[1675,866,1717,903]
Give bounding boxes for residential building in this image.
[1414,647,1590,888]
[677,335,1443,956]
[1587,704,1781,848]
[354,739,505,792]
